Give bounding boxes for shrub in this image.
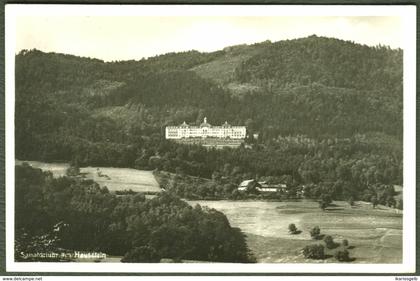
[310,226,321,239]
[323,235,335,249]
[319,201,328,210]
[371,196,379,208]
[342,239,349,247]
[302,244,325,259]
[319,194,332,210]
[288,223,298,234]
[386,196,396,208]
[334,249,351,262]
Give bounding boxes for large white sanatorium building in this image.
[165,118,246,140]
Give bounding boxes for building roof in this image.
[200,117,212,128]
[239,179,256,187]
[221,121,231,128]
[179,121,189,128]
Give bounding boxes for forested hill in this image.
[16,36,403,163]
[235,36,402,93]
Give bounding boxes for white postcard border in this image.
[5,4,417,273]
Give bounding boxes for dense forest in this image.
[15,35,403,203]
[15,164,255,262]
[151,135,401,208]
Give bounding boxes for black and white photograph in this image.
[4,4,416,274]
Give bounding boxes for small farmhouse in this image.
[238,179,287,193]
[238,179,261,191]
[259,181,287,193]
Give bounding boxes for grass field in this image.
[16,160,402,263]
[187,200,402,263]
[16,160,161,193]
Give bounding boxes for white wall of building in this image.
[165,119,246,140]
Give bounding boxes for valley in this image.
[16,160,402,263]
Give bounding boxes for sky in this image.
[16,16,403,62]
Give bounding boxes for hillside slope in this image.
[15,36,403,162]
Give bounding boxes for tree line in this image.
[15,164,255,263]
[15,37,403,206]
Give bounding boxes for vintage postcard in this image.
[4,4,416,273]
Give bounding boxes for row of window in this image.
[166,128,245,139]
[166,132,245,138]
[170,130,245,133]
[168,132,245,135]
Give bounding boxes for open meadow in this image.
[15,160,402,263]
[187,200,402,263]
[15,160,162,193]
